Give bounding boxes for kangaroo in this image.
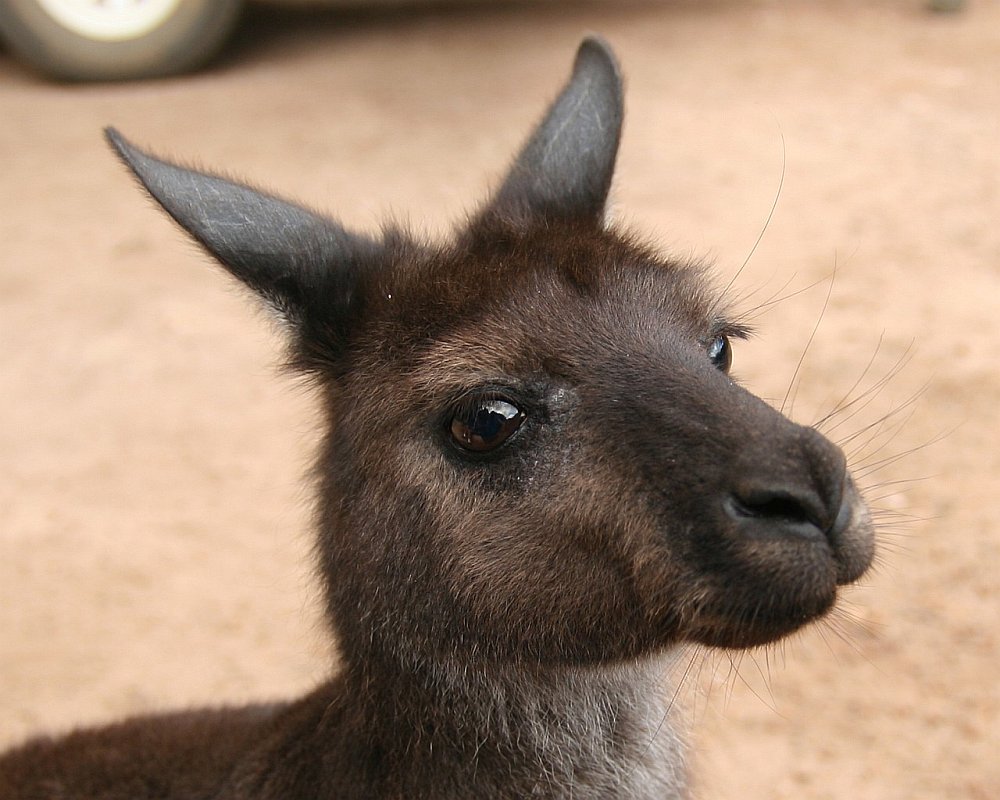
[0,37,875,799]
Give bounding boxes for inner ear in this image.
[485,36,624,226]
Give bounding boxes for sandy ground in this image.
[1,1,997,797]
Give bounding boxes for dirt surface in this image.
[1,1,997,797]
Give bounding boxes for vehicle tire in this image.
[0,0,243,81]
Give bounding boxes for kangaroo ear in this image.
[105,128,380,326]
[487,36,624,225]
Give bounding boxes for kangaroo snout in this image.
[722,422,873,582]
[725,424,847,540]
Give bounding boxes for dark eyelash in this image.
[712,321,753,340]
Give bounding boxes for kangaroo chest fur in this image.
[221,661,685,800]
[0,37,874,800]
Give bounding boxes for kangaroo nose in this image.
[723,425,848,544]
[724,486,831,543]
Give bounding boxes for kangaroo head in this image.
[107,38,874,674]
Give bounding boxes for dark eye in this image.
[707,334,732,373]
[450,398,526,453]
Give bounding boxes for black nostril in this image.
[732,492,813,524]
[725,488,828,542]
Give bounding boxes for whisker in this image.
[713,132,786,315]
[733,275,830,325]
[852,433,948,480]
[812,332,887,432]
[818,344,917,438]
[833,376,924,450]
[781,267,836,416]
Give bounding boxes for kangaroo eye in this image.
[450,398,525,453]
[708,334,732,373]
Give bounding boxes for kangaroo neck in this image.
[340,650,688,799]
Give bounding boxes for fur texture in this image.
[0,37,874,799]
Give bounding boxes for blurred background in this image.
[0,1,996,798]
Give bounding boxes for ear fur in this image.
[105,36,622,347]
[104,128,380,326]
[487,36,624,225]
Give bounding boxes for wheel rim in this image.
[35,0,183,42]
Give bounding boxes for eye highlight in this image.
[707,334,732,373]
[450,397,526,453]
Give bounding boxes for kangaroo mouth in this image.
[678,479,875,650]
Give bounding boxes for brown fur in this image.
[0,38,874,799]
